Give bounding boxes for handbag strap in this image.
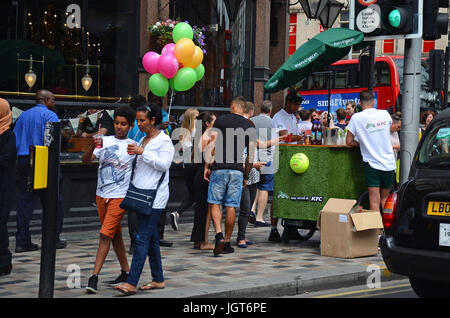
[130,155,166,190]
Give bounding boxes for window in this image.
[340,10,349,29]
[0,0,139,99]
[335,70,347,88]
[376,62,391,86]
[418,122,450,167]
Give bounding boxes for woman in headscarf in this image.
[0,98,16,276]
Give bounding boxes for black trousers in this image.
[16,156,64,248]
[176,164,197,215]
[0,167,14,267]
[190,167,209,242]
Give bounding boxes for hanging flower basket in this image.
[149,19,207,54]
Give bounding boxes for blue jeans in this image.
[126,208,164,286]
[207,170,244,208]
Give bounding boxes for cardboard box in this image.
[318,198,383,258]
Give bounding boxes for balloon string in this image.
[168,89,175,118]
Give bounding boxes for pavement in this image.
[0,215,405,298]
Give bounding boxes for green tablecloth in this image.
[273,145,366,221]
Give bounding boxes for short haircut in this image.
[359,90,375,105]
[129,95,147,111]
[299,109,311,121]
[336,108,347,121]
[260,100,272,114]
[232,96,247,111]
[309,108,316,113]
[114,106,136,125]
[345,101,357,109]
[136,103,163,126]
[391,112,402,123]
[245,102,255,115]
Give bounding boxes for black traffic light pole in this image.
[38,121,61,298]
[368,41,376,91]
[444,46,449,109]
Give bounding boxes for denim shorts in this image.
[257,173,274,192]
[207,169,244,208]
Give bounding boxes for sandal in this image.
[139,282,165,291]
[115,283,136,296]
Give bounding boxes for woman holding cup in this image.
[115,103,174,295]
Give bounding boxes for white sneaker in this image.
[170,211,179,231]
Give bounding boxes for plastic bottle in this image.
[311,120,318,145]
[317,120,323,145]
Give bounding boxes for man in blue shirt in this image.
[13,90,66,252]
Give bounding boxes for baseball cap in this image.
[286,91,304,103]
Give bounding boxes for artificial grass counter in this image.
[273,144,366,222]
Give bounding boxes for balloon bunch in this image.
[143,22,205,97]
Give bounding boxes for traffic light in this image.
[423,0,449,40]
[354,0,423,40]
[427,49,444,91]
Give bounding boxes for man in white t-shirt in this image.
[268,91,304,242]
[346,90,396,212]
[82,106,136,294]
[272,91,304,144]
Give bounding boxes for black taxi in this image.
[381,108,450,298]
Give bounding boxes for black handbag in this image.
[120,156,166,215]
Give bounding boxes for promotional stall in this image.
[273,144,367,243]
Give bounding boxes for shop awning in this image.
[264,28,364,93]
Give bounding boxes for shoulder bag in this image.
[120,156,166,215]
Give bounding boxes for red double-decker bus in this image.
[296,56,442,117]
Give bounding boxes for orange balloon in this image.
[174,38,195,65]
[183,46,204,69]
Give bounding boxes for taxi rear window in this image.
[418,122,450,166]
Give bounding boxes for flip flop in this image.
[115,283,136,296]
[139,282,165,291]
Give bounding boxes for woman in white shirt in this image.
[115,104,174,295]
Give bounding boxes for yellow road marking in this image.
[314,283,411,298]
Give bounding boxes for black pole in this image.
[327,72,331,126]
[38,121,61,298]
[444,46,449,109]
[368,41,376,91]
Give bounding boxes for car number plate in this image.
[427,201,450,216]
[439,224,450,247]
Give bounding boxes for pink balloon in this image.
[158,53,179,79]
[142,51,160,74]
[161,43,176,56]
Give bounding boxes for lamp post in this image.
[298,0,328,19]
[318,0,345,29]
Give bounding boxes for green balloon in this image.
[173,67,197,92]
[194,64,205,82]
[169,78,177,92]
[148,73,169,97]
[172,22,194,43]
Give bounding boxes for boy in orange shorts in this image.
[82,106,136,294]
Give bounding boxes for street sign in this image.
[352,0,423,40]
[356,5,380,33]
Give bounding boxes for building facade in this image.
[0,0,290,113]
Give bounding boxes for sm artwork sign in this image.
[300,91,378,117]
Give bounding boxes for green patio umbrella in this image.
[264,28,365,93]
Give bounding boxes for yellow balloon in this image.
[174,38,195,65]
[183,46,204,69]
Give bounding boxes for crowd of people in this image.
[0,88,438,296]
